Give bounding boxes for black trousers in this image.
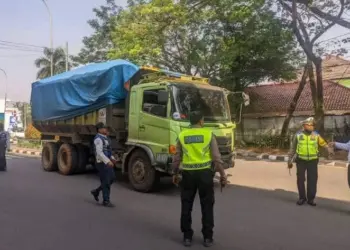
[296,158,318,201]
[0,146,6,171]
[180,169,214,240]
[94,162,114,202]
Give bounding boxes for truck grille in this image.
[215,136,232,156]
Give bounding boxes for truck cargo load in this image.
[31,59,139,121]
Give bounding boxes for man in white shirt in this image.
[90,122,117,207]
[0,124,9,171]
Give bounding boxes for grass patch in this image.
[17,139,42,149]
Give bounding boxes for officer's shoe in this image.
[183,238,192,247]
[296,198,307,206]
[102,201,115,207]
[307,200,317,206]
[203,239,214,247]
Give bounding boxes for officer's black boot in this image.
[183,238,192,247]
[296,198,307,206]
[307,200,317,206]
[203,239,214,247]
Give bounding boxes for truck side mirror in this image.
[242,92,250,106]
[157,90,168,105]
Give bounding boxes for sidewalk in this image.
[236,149,349,168]
[8,146,41,157]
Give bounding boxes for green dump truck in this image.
[31,60,246,192]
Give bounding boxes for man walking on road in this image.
[172,111,227,247]
[90,122,117,207]
[0,125,9,171]
[288,117,331,206]
[328,140,350,187]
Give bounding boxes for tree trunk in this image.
[280,63,309,137]
[307,61,318,115]
[314,59,325,134]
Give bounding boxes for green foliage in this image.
[34,47,71,79]
[71,0,121,65]
[108,0,301,91]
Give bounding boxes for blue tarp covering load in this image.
[31,59,139,121]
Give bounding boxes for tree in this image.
[34,47,69,79]
[109,0,301,89]
[286,0,350,29]
[277,0,345,134]
[71,0,121,65]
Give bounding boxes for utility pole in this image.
[23,103,27,131]
[0,68,7,113]
[41,0,53,76]
[65,41,69,71]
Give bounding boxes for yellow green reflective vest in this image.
[178,128,213,171]
[296,132,319,160]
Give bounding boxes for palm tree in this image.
[34,47,71,79]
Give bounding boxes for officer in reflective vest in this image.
[90,122,117,207]
[288,117,331,206]
[172,111,227,247]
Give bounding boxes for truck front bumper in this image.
[221,152,236,169]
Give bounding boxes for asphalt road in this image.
[0,156,350,250]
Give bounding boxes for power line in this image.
[0,43,44,52]
[0,54,40,58]
[0,47,43,53]
[316,32,350,45]
[0,40,45,49]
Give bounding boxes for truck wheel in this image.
[57,143,78,175]
[128,150,158,192]
[75,144,89,174]
[41,142,59,172]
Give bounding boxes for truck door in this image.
[138,87,170,155]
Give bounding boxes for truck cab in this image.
[122,68,237,191]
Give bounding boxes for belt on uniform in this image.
[182,161,212,170]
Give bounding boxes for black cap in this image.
[96,122,107,131]
[189,111,204,125]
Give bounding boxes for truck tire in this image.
[75,144,89,174]
[128,150,158,192]
[41,142,59,172]
[57,143,78,175]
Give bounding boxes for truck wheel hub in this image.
[132,160,146,182]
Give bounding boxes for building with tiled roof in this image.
[244,80,350,118]
[296,55,350,87]
[242,80,350,137]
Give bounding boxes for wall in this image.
[239,115,350,142]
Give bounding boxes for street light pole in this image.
[41,0,53,76]
[0,68,7,113]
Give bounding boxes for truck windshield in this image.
[171,84,230,122]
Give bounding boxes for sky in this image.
[0,0,349,102]
[0,0,128,102]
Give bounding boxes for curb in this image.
[8,149,41,157]
[236,151,349,168]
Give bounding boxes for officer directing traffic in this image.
[172,111,227,247]
[288,117,331,206]
[90,122,117,207]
